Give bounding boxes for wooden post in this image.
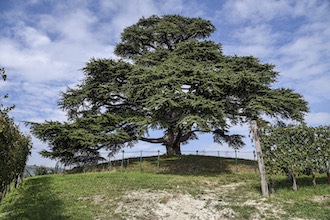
[251,120,269,196]
[253,150,257,173]
[235,149,238,173]
[121,150,125,169]
[218,151,221,173]
[157,150,160,171]
[140,151,143,171]
[108,155,111,171]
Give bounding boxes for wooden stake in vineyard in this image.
[251,120,269,197]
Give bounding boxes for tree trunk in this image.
[292,174,298,191]
[14,172,23,189]
[251,120,269,197]
[269,177,275,194]
[140,127,183,156]
[165,143,181,156]
[312,172,316,188]
[164,127,182,156]
[327,172,330,185]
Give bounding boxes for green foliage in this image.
[0,114,32,192]
[27,114,133,166]
[115,14,216,59]
[0,67,14,113]
[0,67,32,201]
[29,15,308,165]
[261,124,330,178]
[34,166,55,176]
[1,67,6,81]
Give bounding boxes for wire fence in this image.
[108,150,256,161]
[54,150,258,174]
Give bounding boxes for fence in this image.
[55,150,257,174]
[96,150,258,174]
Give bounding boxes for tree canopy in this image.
[29,15,308,166]
[0,67,32,201]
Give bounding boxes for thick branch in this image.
[179,129,201,142]
[140,129,202,144]
[140,136,164,144]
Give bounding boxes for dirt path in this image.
[94,182,296,220]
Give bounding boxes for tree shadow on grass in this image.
[271,175,329,191]
[92,154,257,176]
[157,155,233,175]
[1,176,69,220]
[251,174,329,193]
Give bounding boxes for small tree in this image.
[0,67,32,201]
[261,124,330,191]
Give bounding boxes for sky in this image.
[0,0,329,167]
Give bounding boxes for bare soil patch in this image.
[93,182,296,220]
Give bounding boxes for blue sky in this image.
[1,0,329,166]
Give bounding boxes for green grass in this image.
[0,155,329,219]
[268,175,330,220]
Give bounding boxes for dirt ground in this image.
[93,182,303,220]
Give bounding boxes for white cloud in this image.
[305,112,330,126]
[277,29,330,79]
[4,81,67,123]
[222,0,329,25]
[18,26,51,48]
[160,0,184,13]
[0,42,73,82]
[222,0,292,24]
[302,74,330,105]
[53,9,98,43]
[292,0,330,21]
[98,0,159,40]
[234,25,273,45]
[1,1,120,81]
[223,25,278,58]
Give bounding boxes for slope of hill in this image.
[1,155,329,219]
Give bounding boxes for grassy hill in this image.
[0,155,329,220]
[71,154,257,174]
